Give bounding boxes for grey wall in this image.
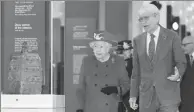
[65,1,99,29]
[106,1,129,41]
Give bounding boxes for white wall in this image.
[52,1,65,26]
[159,1,167,28]
[132,1,143,39]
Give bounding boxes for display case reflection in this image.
[7,41,44,94]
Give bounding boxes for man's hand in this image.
[167,67,181,82]
[167,74,180,81]
[129,97,138,110]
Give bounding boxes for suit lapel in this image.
[153,27,168,64]
[140,32,147,55]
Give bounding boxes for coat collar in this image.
[93,54,116,64]
[155,26,168,61]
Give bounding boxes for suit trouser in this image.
[139,86,179,112]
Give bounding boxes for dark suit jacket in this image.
[130,26,187,107]
[180,54,194,111]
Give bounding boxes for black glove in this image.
[101,86,118,95]
[76,109,83,112]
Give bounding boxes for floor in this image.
[1,108,65,112]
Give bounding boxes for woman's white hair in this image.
[89,41,112,49]
[138,4,160,16]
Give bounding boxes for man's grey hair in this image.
[138,4,160,16]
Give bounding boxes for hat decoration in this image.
[117,40,133,50]
[116,40,133,54]
[89,31,118,48]
[94,33,104,40]
[123,42,130,50]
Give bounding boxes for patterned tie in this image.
[149,34,155,61]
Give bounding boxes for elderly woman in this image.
[76,31,130,112]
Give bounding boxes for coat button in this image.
[106,65,108,67]
[105,84,108,87]
[94,84,97,87]
[105,74,108,77]
[105,103,108,106]
[94,73,97,76]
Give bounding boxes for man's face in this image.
[123,50,132,59]
[92,41,111,59]
[182,38,194,54]
[138,11,159,33]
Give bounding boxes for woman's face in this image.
[92,41,111,59]
[123,49,132,59]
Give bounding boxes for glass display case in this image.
[0,1,65,110]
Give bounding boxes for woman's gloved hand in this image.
[100,86,118,95]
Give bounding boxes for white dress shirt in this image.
[191,52,194,58]
[190,52,194,63]
[146,26,161,55]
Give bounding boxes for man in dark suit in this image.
[180,36,194,112]
[129,4,187,112]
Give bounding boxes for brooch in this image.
[94,33,104,40]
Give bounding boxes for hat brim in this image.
[117,45,133,51]
[89,40,117,48]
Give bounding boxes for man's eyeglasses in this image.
[182,43,193,47]
[138,13,157,22]
[138,16,150,22]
